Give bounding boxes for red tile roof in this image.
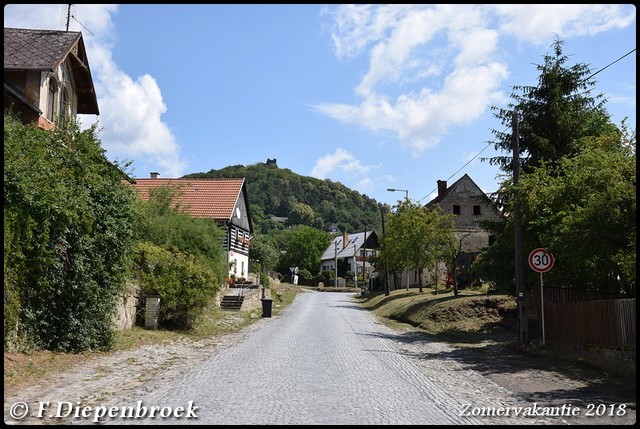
[129,178,245,221]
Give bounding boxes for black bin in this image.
[261,298,273,318]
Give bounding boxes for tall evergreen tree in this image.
[487,37,613,174]
[475,38,629,294]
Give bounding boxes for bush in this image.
[259,272,270,288]
[298,268,313,280]
[132,242,219,329]
[4,112,136,352]
[133,186,227,277]
[311,273,324,286]
[321,270,335,283]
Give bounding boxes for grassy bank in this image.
[354,286,518,343]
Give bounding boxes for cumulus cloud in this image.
[316,4,634,158]
[492,4,636,45]
[310,149,384,195]
[310,148,377,179]
[4,4,188,178]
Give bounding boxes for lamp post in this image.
[386,188,408,201]
[387,188,410,290]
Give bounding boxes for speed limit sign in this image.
[529,248,554,273]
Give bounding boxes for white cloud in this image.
[314,61,507,157]
[310,148,376,179]
[4,4,188,178]
[96,73,186,177]
[492,4,636,45]
[317,4,635,158]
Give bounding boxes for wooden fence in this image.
[527,286,635,349]
[545,299,635,349]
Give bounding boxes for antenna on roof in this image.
[65,4,95,36]
[66,4,72,31]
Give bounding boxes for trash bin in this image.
[261,298,273,318]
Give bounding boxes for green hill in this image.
[184,159,386,234]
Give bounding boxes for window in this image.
[473,205,481,215]
[489,235,495,246]
[453,205,461,215]
[60,86,71,123]
[46,77,58,122]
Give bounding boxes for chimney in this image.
[342,231,349,250]
[437,180,447,198]
[150,172,159,179]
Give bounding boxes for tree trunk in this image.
[434,263,438,295]
[452,257,459,296]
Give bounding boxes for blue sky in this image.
[4,4,636,206]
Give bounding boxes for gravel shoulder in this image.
[399,333,637,425]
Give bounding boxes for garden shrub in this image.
[131,242,219,329]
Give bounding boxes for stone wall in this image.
[114,281,141,330]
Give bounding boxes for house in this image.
[320,230,379,283]
[425,174,502,251]
[129,174,254,279]
[4,27,99,130]
[424,173,503,287]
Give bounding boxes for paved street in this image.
[103,291,568,425]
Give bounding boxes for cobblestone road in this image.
[104,291,569,425]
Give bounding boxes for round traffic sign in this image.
[529,248,554,273]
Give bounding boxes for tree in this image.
[249,233,281,273]
[487,36,613,175]
[381,201,455,293]
[477,38,628,295]
[516,125,635,296]
[278,225,331,275]
[446,233,471,296]
[285,202,322,229]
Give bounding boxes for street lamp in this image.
[386,188,410,291]
[387,188,408,200]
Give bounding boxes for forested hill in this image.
[184,160,385,234]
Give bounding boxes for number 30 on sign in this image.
[529,248,554,273]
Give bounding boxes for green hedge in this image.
[4,112,136,352]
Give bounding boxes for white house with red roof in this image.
[129,173,254,279]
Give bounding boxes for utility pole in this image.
[334,240,338,288]
[513,110,528,345]
[362,229,367,292]
[381,205,390,296]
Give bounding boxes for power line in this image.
[583,48,636,82]
[414,47,636,205]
